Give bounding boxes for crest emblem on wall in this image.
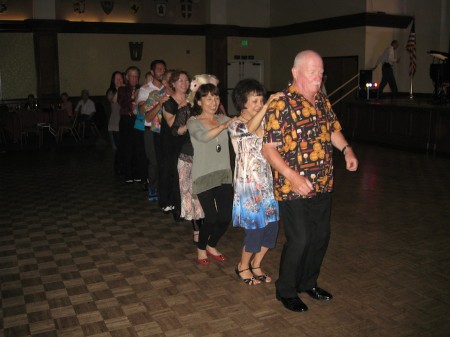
[180,0,192,19]
[0,1,8,14]
[155,0,168,17]
[129,42,144,61]
[129,0,141,14]
[73,0,86,14]
[101,0,114,15]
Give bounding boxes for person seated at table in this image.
[75,89,96,123]
[23,94,37,111]
[60,92,73,119]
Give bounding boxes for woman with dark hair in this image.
[160,70,191,221]
[229,78,283,285]
[187,84,234,265]
[171,74,219,244]
[107,70,124,175]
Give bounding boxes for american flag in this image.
[406,20,416,77]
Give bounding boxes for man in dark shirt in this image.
[262,50,358,313]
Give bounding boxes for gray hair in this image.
[293,50,321,68]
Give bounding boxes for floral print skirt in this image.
[178,154,204,221]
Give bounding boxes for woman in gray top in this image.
[187,84,234,265]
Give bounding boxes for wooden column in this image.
[33,30,60,101]
[205,25,228,108]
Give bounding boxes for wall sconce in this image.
[129,42,143,61]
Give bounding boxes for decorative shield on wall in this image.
[101,0,114,15]
[155,0,168,17]
[180,0,192,19]
[129,0,141,14]
[0,1,8,14]
[129,42,143,61]
[73,0,86,14]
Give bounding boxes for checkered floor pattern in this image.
[1,142,450,336]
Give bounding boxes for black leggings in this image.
[196,184,233,250]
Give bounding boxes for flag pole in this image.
[406,18,416,100]
[409,77,414,99]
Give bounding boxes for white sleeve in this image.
[137,86,149,103]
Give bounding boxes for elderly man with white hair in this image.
[262,50,358,312]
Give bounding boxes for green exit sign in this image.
[241,40,249,46]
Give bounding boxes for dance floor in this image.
[1,139,449,336]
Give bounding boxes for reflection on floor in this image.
[1,141,449,337]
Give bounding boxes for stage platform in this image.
[343,96,450,156]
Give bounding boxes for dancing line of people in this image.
[106,50,358,313]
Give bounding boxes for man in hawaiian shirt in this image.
[262,50,358,312]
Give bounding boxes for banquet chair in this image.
[56,110,80,143]
[78,112,100,139]
[18,110,40,147]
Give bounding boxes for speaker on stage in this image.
[359,70,373,89]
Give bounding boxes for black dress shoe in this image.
[305,287,333,301]
[276,294,308,312]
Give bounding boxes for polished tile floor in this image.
[1,140,450,337]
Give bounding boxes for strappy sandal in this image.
[235,265,260,285]
[250,265,272,283]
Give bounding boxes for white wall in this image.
[206,0,227,24]
[270,27,366,91]
[367,0,449,94]
[226,0,270,27]
[365,27,403,93]
[267,0,450,94]
[365,0,407,14]
[270,0,365,26]
[438,0,450,51]
[0,33,36,99]
[33,0,56,20]
[58,34,206,97]
[1,0,448,97]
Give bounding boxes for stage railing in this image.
[328,73,360,106]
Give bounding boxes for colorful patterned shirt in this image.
[263,83,342,201]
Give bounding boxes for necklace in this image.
[215,137,221,153]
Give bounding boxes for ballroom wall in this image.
[367,0,449,95]
[0,33,36,100]
[225,0,270,28]
[269,0,366,25]
[0,0,448,99]
[58,34,205,97]
[269,0,449,94]
[270,27,367,91]
[227,37,272,87]
[56,1,207,25]
[0,33,205,100]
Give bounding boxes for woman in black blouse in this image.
[160,70,191,221]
